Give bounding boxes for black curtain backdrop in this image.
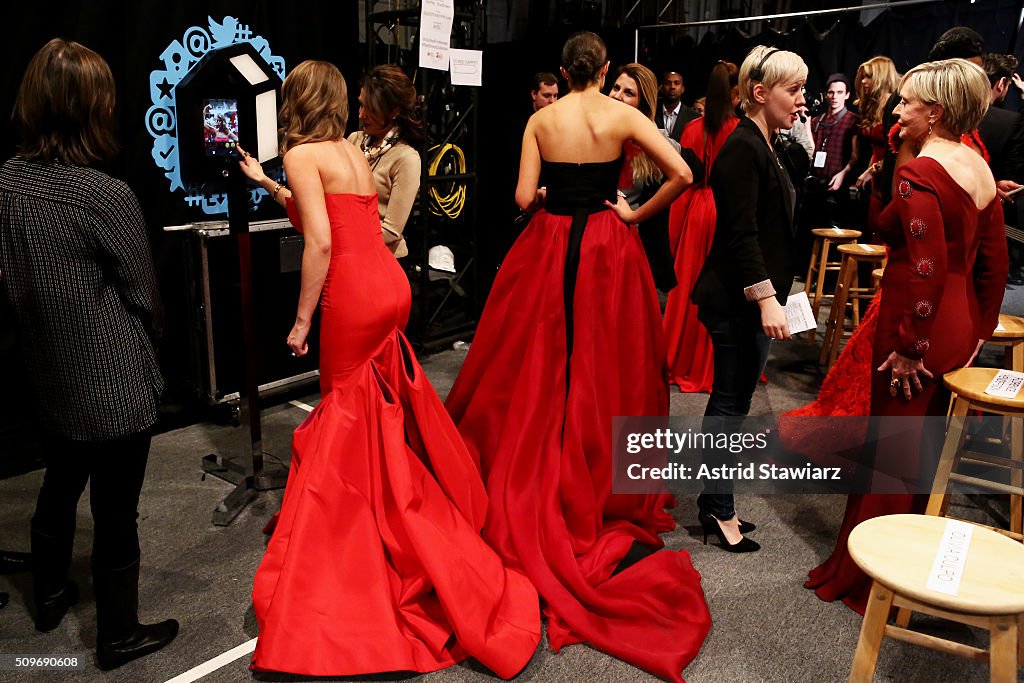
[1,0,1022,452]
[476,0,1023,286]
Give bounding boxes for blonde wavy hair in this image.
[278,60,349,153]
[855,56,900,127]
[617,63,663,186]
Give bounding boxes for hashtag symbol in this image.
[234,25,252,41]
[184,194,202,207]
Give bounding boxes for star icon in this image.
[156,77,174,100]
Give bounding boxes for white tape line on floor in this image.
[164,638,256,683]
[288,400,315,412]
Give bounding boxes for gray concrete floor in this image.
[2,282,1022,683]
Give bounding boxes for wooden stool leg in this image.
[989,614,1018,682]
[826,257,855,367]
[809,238,831,344]
[849,582,894,683]
[1018,613,1023,669]
[1012,414,1023,537]
[1013,339,1024,374]
[851,266,861,329]
[926,396,971,518]
[805,237,821,297]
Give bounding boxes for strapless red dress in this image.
[664,116,739,393]
[251,193,540,678]
[446,159,711,683]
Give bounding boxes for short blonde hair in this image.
[739,45,807,110]
[279,60,349,153]
[900,58,991,135]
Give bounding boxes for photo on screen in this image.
[203,98,239,157]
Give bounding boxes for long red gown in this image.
[445,159,711,683]
[664,116,739,393]
[251,193,540,677]
[804,157,1007,613]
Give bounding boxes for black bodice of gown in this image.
[541,157,622,215]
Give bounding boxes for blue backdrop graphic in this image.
[146,16,286,216]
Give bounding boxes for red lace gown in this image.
[664,116,739,393]
[251,194,540,677]
[804,158,1007,613]
[445,159,711,683]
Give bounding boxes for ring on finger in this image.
[890,377,901,388]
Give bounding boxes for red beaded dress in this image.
[804,157,1007,613]
[251,193,540,677]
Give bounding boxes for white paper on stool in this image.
[984,370,1024,399]
[996,322,1006,332]
[925,519,974,596]
[784,291,817,334]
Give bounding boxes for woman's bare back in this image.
[306,139,377,196]
[531,91,636,163]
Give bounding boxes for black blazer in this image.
[655,103,700,141]
[691,116,797,318]
[979,106,1022,180]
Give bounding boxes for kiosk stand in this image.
[175,43,288,525]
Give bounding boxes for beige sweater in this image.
[348,132,421,258]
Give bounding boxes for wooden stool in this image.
[804,227,862,342]
[988,314,1024,373]
[927,368,1024,542]
[848,514,1024,682]
[871,267,884,291]
[820,243,887,367]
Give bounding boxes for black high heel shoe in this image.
[698,513,760,553]
[738,519,756,534]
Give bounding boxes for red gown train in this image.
[251,193,540,677]
[664,116,739,393]
[445,159,711,682]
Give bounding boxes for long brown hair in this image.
[704,61,739,135]
[855,56,899,127]
[13,38,119,165]
[360,65,424,145]
[617,63,662,186]
[278,60,349,153]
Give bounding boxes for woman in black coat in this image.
[0,39,177,669]
[691,45,808,552]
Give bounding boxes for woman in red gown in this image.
[445,32,711,683]
[805,58,1007,613]
[664,61,740,393]
[852,56,900,239]
[244,61,539,678]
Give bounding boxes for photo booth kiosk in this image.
[174,43,288,525]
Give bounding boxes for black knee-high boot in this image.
[30,528,78,632]
[93,558,178,670]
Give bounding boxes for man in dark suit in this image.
[980,53,1024,279]
[979,53,1021,181]
[655,70,700,141]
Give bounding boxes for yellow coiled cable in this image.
[426,143,466,219]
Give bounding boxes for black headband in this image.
[750,48,782,82]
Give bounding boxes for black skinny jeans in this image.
[697,312,772,521]
[32,432,151,572]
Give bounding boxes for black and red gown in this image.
[445,159,711,682]
[804,157,1007,613]
[251,193,540,677]
[664,116,739,393]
